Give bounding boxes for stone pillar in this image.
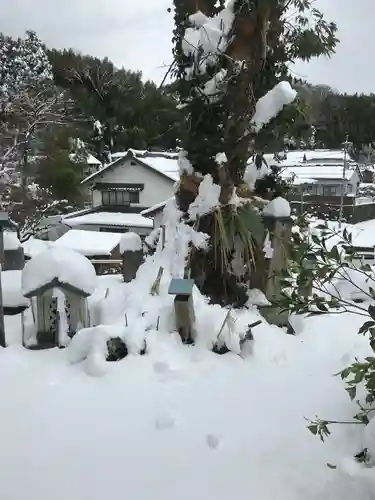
[258,215,293,329]
[120,232,144,283]
[122,250,143,283]
[4,247,24,271]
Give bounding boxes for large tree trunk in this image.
[173,0,273,306]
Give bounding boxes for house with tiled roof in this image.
[80,149,179,214]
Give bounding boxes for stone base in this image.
[258,306,295,334]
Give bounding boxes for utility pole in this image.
[339,135,350,229]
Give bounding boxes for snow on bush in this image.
[202,69,228,99]
[22,247,96,297]
[244,161,270,190]
[252,81,297,132]
[188,174,221,220]
[215,152,227,165]
[120,232,142,253]
[182,1,235,74]
[178,150,194,174]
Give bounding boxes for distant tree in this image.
[0,30,83,240]
[36,127,86,201]
[48,49,185,156]
[0,30,55,168]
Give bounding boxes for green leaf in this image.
[368,305,375,320]
[358,321,375,335]
[354,413,369,425]
[315,301,328,312]
[346,386,356,400]
[307,424,318,435]
[365,393,374,404]
[326,463,337,469]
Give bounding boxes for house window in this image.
[323,185,338,196]
[102,190,139,206]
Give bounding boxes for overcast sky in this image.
[0,0,372,94]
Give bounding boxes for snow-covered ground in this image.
[0,301,374,500]
[2,201,375,499]
[1,271,375,498]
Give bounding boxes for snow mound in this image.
[120,232,142,253]
[22,247,96,298]
[263,197,291,217]
[68,322,147,377]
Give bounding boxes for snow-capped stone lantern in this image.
[21,248,96,349]
[255,197,293,329]
[120,233,143,283]
[168,278,196,344]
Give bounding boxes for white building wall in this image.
[91,158,175,209]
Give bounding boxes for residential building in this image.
[265,149,361,198]
[81,149,179,213]
[36,149,179,241]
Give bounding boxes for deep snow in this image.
[0,308,374,500]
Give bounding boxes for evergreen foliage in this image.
[171,0,338,306]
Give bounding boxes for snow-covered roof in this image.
[81,150,179,185]
[140,156,179,182]
[63,211,153,229]
[22,247,97,298]
[281,164,357,182]
[265,149,355,167]
[53,229,123,257]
